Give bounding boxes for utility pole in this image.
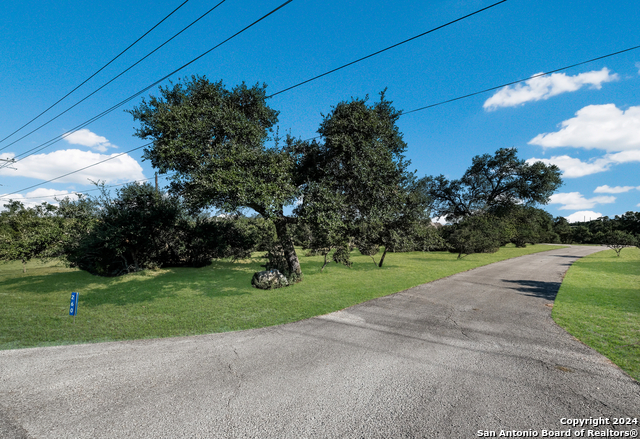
[0,157,17,170]
[155,172,158,192]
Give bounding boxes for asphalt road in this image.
[1,245,639,438]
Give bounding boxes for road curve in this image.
[1,245,638,438]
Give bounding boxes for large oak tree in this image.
[129,77,425,278]
[292,92,430,268]
[129,76,303,279]
[425,148,562,222]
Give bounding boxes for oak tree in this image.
[292,92,430,268]
[129,76,302,280]
[425,148,562,222]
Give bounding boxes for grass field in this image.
[553,247,640,381]
[0,244,562,350]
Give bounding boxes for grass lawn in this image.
[0,244,562,350]
[553,247,640,382]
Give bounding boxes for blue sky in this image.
[1,0,638,222]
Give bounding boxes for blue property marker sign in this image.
[69,292,79,317]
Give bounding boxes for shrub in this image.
[65,183,259,276]
[604,230,637,257]
[446,215,505,259]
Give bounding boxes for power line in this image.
[0,0,228,153]
[0,0,296,194]
[2,96,146,167]
[5,43,639,199]
[4,0,501,166]
[0,144,150,198]
[1,0,295,168]
[0,0,192,147]
[0,173,177,201]
[297,45,640,138]
[266,0,508,98]
[401,44,640,115]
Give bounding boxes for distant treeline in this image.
[0,184,276,275]
[1,76,637,276]
[3,182,636,276]
[553,212,640,244]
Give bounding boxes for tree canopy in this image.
[130,77,428,278]
[60,183,265,276]
[129,76,303,279]
[0,201,64,272]
[425,148,562,222]
[292,92,430,267]
[604,230,637,257]
[129,77,295,216]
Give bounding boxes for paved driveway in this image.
[1,245,638,438]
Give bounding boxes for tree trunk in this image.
[273,218,302,280]
[321,251,329,271]
[121,254,130,273]
[22,259,26,274]
[131,250,139,272]
[378,247,388,267]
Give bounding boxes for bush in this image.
[604,230,637,257]
[65,183,260,276]
[446,215,505,259]
[0,201,65,272]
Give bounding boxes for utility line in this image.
[1,0,295,168]
[0,0,228,153]
[266,0,508,98]
[0,173,176,201]
[0,144,150,198]
[4,43,639,198]
[4,0,499,163]
[0,0,192,146]
[401,44,640,115]
[299,44,640,138]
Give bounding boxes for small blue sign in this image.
[69,292,78,316]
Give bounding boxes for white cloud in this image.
[529,104,640,152]
[636,62,640,75]
[564,211,604,223]
[527,155,610,178]
[606,148,640,162]
[63,129,116,152]
[0,188,83,209]
[527,148,640,178]
[527,103,640,178]
[0,149,144,184]
[25,188,77,200]
[432,216,448,225]
[483,68,618,110]
[594,185,640,194]
[549,192,616,210]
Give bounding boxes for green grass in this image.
[0,244,562,350]
[553,247,640,381]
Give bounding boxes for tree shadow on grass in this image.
[305,260,405,273]
[79,283,178,307]
[81,272,254,306]
[0,270,181,307]
[502,279,562,301]
[403,253,492,263]
[202,288,251,299]
[549,254,581,259]
[0,271,91,294]
[2,261,258,306]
